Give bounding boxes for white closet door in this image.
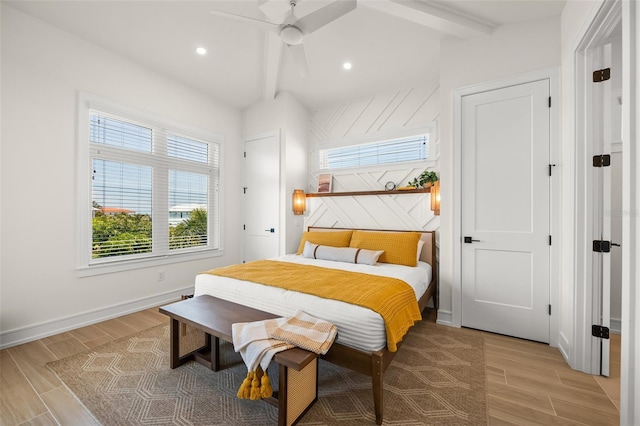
[461,79,551,343]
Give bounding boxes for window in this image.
[79,95,221,272]
[319,133,429,170]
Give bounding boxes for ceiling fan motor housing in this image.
[280,25,304,45]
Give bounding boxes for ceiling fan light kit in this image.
[211,0,357,77]
[280,25,304,45]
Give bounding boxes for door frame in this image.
[451,67,561,347]
[573,0,621,376]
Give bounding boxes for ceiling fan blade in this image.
[288,44,309,78]
[295,0,357,35]
[210,10,280,32]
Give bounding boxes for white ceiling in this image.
[5,0,566,111]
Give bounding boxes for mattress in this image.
[194,254,432,352]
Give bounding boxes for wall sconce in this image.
[292,189,306,215]
[430,181,440,215]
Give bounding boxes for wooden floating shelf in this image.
[306,188,431,198]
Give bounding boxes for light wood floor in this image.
[1,307,620,425]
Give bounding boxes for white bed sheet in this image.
[194,255,432,352]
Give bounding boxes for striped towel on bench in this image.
[270,310,337,355]
[232,310,337,400]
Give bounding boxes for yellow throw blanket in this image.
[202,260,422,351]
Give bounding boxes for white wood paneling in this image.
[307,83,440,232]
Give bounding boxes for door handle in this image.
[612,243,621,247]
[464,236,481,243]
[265,228,275,233]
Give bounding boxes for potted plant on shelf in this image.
[408,170,438,188]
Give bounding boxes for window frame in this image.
[316,125,436,173]
[77,92,224,276]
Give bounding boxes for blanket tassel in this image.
[237,371,253,399]
[238,367,272,400]
[260,370,273,398]
[250,367,262,400]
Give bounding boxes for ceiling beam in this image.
[263,31,283,101]
[362,0,494,39]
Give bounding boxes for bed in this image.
[194,227,438,425]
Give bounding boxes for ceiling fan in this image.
[211,0,357,77]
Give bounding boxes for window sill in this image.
[77,248,224,277]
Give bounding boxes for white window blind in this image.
[88,111,220,264]
[319,134,429,170]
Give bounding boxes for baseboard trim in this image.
[558,331,571,366]
[610,318,621,334]
[436,309,454,326]
[0,287,193,350]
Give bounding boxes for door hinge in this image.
[592,68,611,82]
[548,304,551,315]
[593,154,611,167]
[548,96,552,108]
[593,240,611,253]
[549,164,556,176]
[592,324,610,339]
[549,235,552,246]
[243,186,247,194]
[243,151,246,158]
[243,224,245,230]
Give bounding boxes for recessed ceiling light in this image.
[343,62,352,70]
[195,46,207,55]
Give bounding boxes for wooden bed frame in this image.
[307,227,438,425]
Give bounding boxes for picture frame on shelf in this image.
[317,174,332,193]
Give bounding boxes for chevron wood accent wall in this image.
[306,84,440,233]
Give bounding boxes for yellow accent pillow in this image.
[349,230,421,267]
[296,230,354,254]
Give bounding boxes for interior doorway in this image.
[574,0,622,378]
[459,79,551,343]
[452,67,560,345]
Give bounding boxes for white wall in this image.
[438,16,561,327]
[0,5,244,347]
[242,91,310,254]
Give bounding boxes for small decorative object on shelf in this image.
[408,170,438,188]
[317,173,332,193]
[385,181,396,191]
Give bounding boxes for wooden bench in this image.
[159,295,318,426]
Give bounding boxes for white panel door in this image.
[244,133,280,262]
[461,79,551,343]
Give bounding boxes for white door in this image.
[243,132,281,262]
[461,79,551,343]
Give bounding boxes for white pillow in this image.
[303,241,384,266]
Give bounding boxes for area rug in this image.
[47,319,487,425]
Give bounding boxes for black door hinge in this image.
[243,224,246,230]
[548,96,552,108]
[549,164,556,176]
[593,68,611,82]
[593,240,611,253]
[243,151,246,158]
[592,325,610,339]
[548,304,552,315]
[593,154,611,167]
[243,186,247,194]
[549,235,552,246]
